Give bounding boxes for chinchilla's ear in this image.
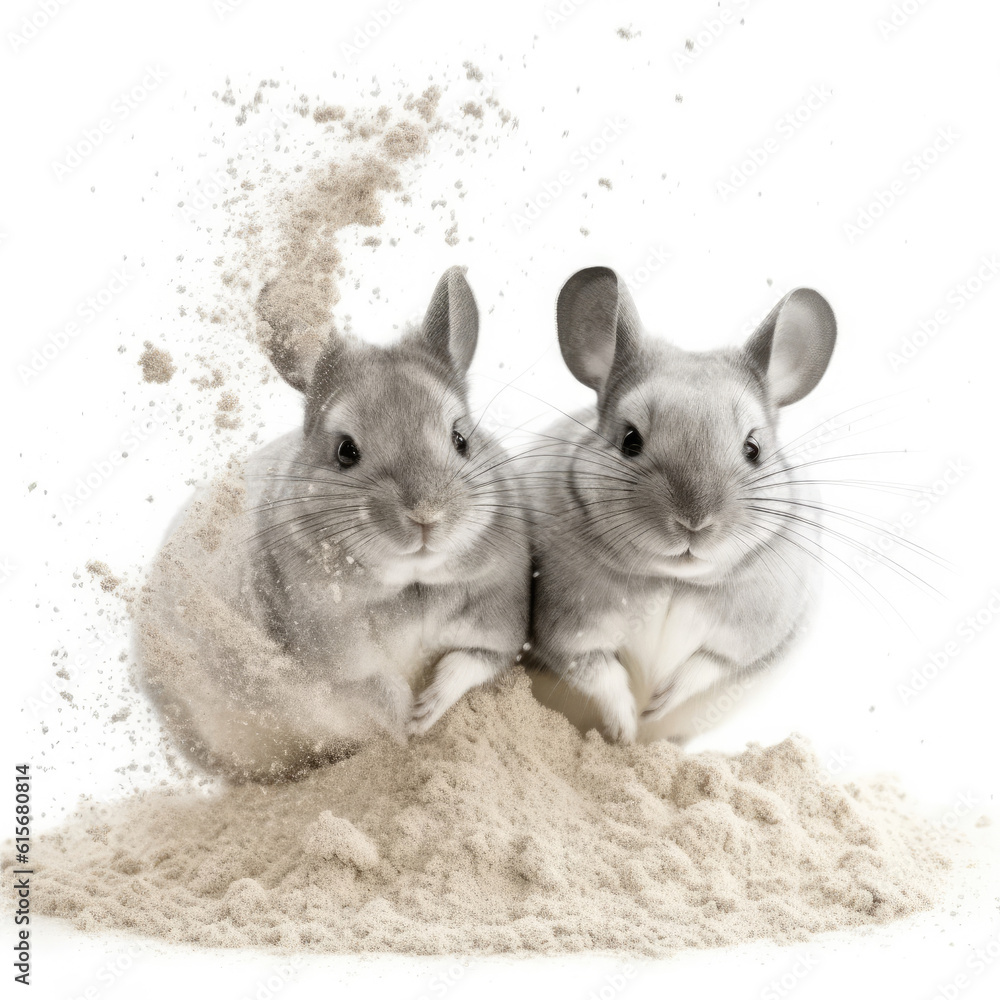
[745,288,837,407]
[255,278,338,393]
[556,266,642,400]
[420,266,479,374]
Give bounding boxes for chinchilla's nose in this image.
[673,513,716,534]
[405,506,444,527]
[403,505,443,543]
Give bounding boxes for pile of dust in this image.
[29,674,951,955]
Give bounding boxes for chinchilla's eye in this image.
[337,436,361,468]
[621,426,644,458]
[452,427,469,457]
[743,434,761,463]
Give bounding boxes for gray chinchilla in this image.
[135,267,531,780]
[525,266,837,744]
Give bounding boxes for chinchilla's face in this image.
[587,346,781,579]
[256,266,503,575]
[292,347,492,569]
[555,267,837,582]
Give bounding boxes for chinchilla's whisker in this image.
[473,470,639,492]
[244,494,366,515]
[485,432,625,465]
[752,393,910,475]
[744,495,952,569]
[597,507,663,556]
[470,472,636,490]
[748,512,898,628]
[472,521,523,564]
[747,505,943,599]
[249,515,367,550]
[304,517,389,555]
[726,523,811,595]
[248,507,368,548]
[247,503,366,538]
[470,477,637,496]
[748,450,917,486]
[569,493,641,510]
[466,444,638,483]
[750,508,925,637]
[749,476,932,499]
[246,472,377,494]
[471,497,553,519]
[751,502,943,591]
[469,372,621,451]
[464,349,553,442]
[508,426,636,466]
[471,504,541,525]
[262,458,386,492]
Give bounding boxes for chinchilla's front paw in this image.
[601,694,638,744]
[407,650,502,736]
[408,687,450,736]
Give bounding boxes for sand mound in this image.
[29,674,950,955]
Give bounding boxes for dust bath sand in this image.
[30,673,950,955]
[137,341,176,384]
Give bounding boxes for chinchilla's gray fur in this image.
[525,267,837,743]
[136,267,530,780]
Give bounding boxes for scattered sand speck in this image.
[138,342,176,384]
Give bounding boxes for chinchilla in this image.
[135,267,531,781]
[525,266,837,744]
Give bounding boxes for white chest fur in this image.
[618,588,714,708]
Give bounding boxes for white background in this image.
[3,0,1000,997]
